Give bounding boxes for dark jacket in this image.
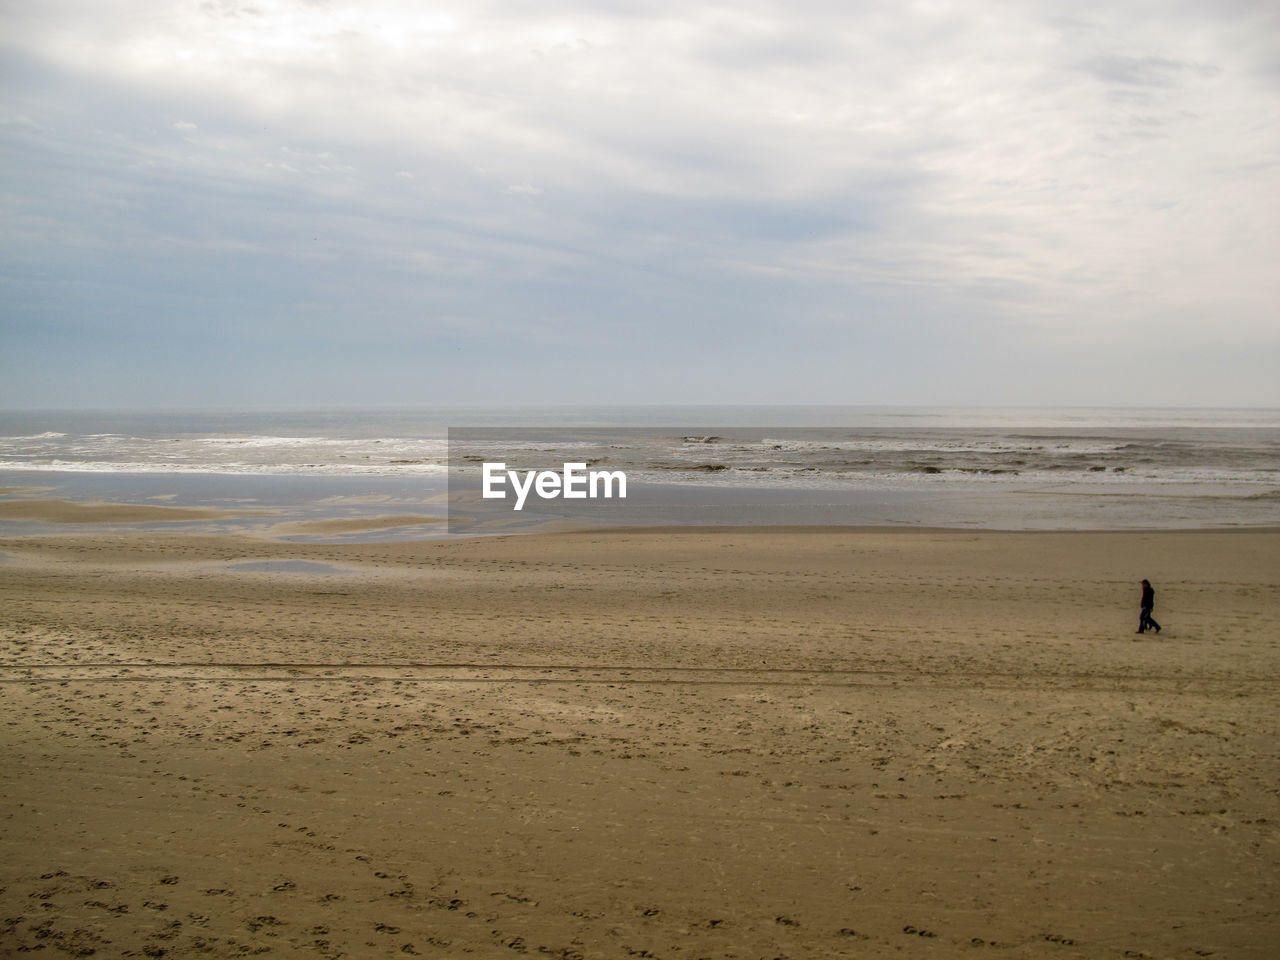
[1141,584,1155,609]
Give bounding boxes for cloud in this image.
[1,0,1277,406]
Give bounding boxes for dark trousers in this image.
[1139,607,1160,632]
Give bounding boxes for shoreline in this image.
[2,493,1279,539]
[4,461,1279,538]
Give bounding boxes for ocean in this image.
[1,407,1277,538]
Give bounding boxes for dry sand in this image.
[268,516,448,537]
[1,527,1277,958]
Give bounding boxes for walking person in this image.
[1137,578,1161,634]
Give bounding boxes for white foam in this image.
[0,460,448,477]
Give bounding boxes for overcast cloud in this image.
[2,0,1278,407]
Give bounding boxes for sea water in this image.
[0,407,1276,537]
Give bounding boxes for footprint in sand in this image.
[903,924,937,937]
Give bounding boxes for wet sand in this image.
[1,528,1277,958]
[0,498,271,524]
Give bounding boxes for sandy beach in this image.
[1,525,1277,958]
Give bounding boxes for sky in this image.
[2,0,1278,409]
